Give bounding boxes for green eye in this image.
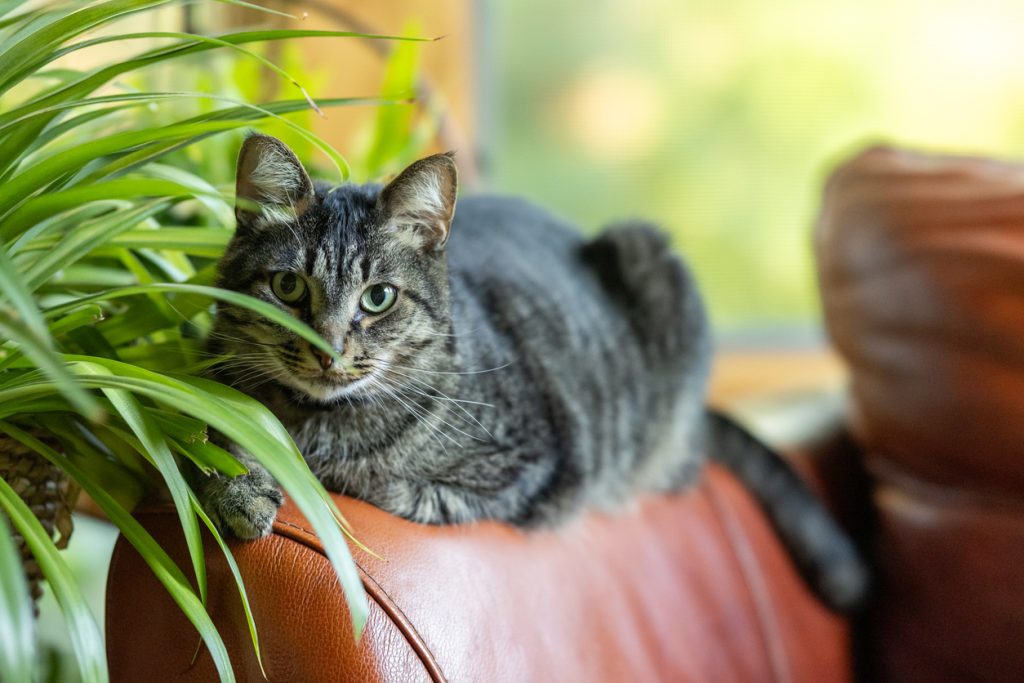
[270,272,307,304]
[360,284,397,314]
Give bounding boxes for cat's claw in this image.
[204,471,284,540]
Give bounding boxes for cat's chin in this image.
[277,371,375,405]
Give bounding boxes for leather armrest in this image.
[816,146,1024,682]
[106,465,852,682]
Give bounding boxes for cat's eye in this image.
[270,271,307,304]
[360,284,397,314]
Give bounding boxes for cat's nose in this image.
[310,344,338,371]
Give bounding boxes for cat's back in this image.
[447,194,585,277]
[442,194,710,520]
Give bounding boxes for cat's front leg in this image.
[200,449,283,539]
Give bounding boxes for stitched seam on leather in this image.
[704,479,792,683]
[274,518,448,683]
[358,570,449,683]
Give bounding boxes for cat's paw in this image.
[204,471,284,540]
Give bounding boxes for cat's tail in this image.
[705,409,870,613]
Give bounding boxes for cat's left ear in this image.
[377,152,458,251]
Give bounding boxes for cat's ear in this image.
[235,134,314,232]
[377,152,458,251]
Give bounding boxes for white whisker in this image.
[380,367,495,441]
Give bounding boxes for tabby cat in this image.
[200,134,868,611]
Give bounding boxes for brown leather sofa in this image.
[105,146,1024,681]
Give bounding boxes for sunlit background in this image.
[484,0,1024,334]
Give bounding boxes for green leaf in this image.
[37,415,148,511]
[191,491,267,678]
[4,201,115,255]
[0,178,211,242]
[20,103,138,160]
[0,298,101,421]
[172,373,369,635]
[0,242,48,337]
[0,515,34,683]
[145,407,246,476]
[105,227,232,257]
[20,200,167,292]
[66,91,375,185]
[0,472,107,683]
[0,0,32,22]
[170,436,242,477]
[0,120,242,218]
[45,282,339,359]
[93,298,178,349]
[85,362,208,606]
[38,264,139,290]
[0,30,425,175]
[60,31,329,117]
[0,303,102,372]
[143,163,232,223]
[0,0,171,95]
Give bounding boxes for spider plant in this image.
[0,1,424,681]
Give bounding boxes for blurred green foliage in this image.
[358,22,433,178]
[491,0,1024,332]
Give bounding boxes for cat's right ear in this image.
[235,134,314,233]
[377,152,458,251]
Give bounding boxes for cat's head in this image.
[212,134,458,403]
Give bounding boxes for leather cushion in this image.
[106,465,851,682]
[816,146,1024,681]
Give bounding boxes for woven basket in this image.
[0,433,78,605]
